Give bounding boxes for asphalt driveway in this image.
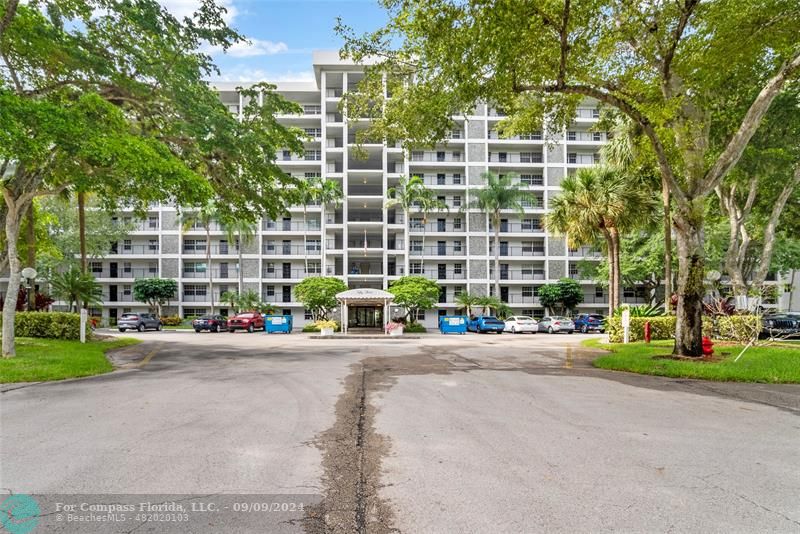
[2,331,799,533]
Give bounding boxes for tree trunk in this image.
[26,203,35,311]
[207,225,214,314]
[493,214,501,300]
[238,233,244,296]
[662,179,672,312]
[603,231,614,316]
[610,227,622,311]
[2,200,24,357]
[78,191,87,273]
[404,208,410,276]
[672,210,705,357]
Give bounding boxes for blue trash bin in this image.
[264,315,293,334]
[439,315,468,334]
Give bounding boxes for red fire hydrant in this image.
[644,321,651,344]
[702,336,714,356]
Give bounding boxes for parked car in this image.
[538,316,575,334]
[192,314,228,333]
[227,312,265,333]
[118,313,162,332]
[467,315,506,334]
[504,315,538,334]
[761,314,800,338]
[574,313,606,333]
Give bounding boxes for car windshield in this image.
[121,314,138,319]
[517,316,533,321]
[552,316,568,320]
[589,315,604,320]
[237,313,253,318]
[198,315,214,320]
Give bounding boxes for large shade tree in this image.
[338,0,800,356]
[0,0,305,356]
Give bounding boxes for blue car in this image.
[467,316,506,334]
[573,313,606,333]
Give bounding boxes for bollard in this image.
[644,321,651,344]
[80,309,87,344]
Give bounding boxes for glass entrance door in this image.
[348,306,383,328]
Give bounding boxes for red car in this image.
[227,312,264,333]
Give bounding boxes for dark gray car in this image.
[118,313,162,332]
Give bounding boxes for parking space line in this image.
[564,346,573,368]
[137,343,163,368]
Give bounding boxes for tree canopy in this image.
[388,276,440,323]
[538,279,584,316]
[294,277,348,321]
[132,278,177,316]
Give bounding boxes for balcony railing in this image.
[93,268,158,279]
[262,221,321,232]
[101,293,138,302]
[409,152,464,163]
[567,131,606,142]
[263,268,322,279]
[281,153,321,162]
[410,245,466,256]
[262,244,322,255]
[409,222,465,232]
[575,107,600,119]
[347,263,383,275]
[488,130,542,141]
[412,269,467,280]
[182,245,239,255]
[488,246,546,257]
[504,295,542,304]
[182,268,239,279]
[567,153,600,165]
[489,223,543,233]
[489,270,546,281]
[569,247,603,258]
[347,239,384,249]
[109,245,159,255]
[488,153,543,164]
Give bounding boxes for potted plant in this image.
[315,319,338,336]
[386,320,405,336]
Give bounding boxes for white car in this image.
[504,315,538,334]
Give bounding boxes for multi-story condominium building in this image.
[7,51,788,327]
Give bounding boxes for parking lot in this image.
[3,330,800,533]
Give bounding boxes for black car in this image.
[761,314,800,338]
[118,313,162,332]
[192,314,228,333]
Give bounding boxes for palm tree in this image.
[413,187,449,272]
[455,291,480,316]
[180,202,218,314]
[238,289,262,312]
[223,220,255,296]
[305,177,343,274]
[220,290,240,314]
[469,172,531,301]
[49,266,102,312]
[386,175,425,276]
[546,166,657,315]
[475,295,503,316]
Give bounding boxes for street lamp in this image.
[21,267,37,312]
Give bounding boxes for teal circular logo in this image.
[0,494,40,534]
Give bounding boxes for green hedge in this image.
[606,316,713,343]
[0,312,89,340]
[404,322,427,333]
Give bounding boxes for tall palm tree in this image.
[223,220,255,296]
[386,175,425,276]
[455,291,480,316]
[220,289,240,314]
[546,166,657,315]
[475,295,503,316]
[305,177,343,274]
[469,172,531,300]
[180,202,218,314]
[602,115,672,311]
[413,187,448,273]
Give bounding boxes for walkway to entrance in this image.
[335,288,395,335]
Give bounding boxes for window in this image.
[304,172,322,178]
[596,286,604,298]
[265,240,275,252]
[282,309,291,316]
[520,131,542,140]
[439,309,447,316]
[624,287,636,298]
[415,310,426,320]
[592,108,600,118]
[410,217,424,229]
[411,151,424,161]
[265,262,275,273]
[533,286,541,297]
[123,262,132,274]
[437,173,446,185]
[520,152,533,163]
[411,240,423,253]
[522,286,534,297]
[183,308,207,319]
[593,132,602,141]
[307,263,321,274]
[148,215,159,229]
[452,195,462,207]
[184,239,206,252]
[452,173,462,184]
[453,263,463,274]
[452,151,461,161]
[304,128,322,137]
[437,151,445,162]
[522,309,534,317]
[453,218,462,230]
[567,131,576,141]
[568,153,577,164]
[123,239,132,251]
[184,262,207,274]
[453,240,462,253]
[123,285,131,296]
[304,309,313,320]
[306,239,321,251]
[533,309,545,319]
[91,262,102,274]
[304,150,321,161]
[265,285,275,297]
[148,239,158,251]
[410,262,423,274]
[183,284,207,297]
[593,152,601,164]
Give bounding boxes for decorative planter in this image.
[320,327,334,336]
[389,326,404,336]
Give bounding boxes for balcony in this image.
[302,105,321,116]
[575,107,600,120]
[93,268,158,279]
[263,268,321,279]
[567,153,600,165]
[412,268,467,280]
[412,174,465,187]
[489,222,543,233]
[182,268,239,279]
[262,244,322,256]
[262,221,321,232]
[347,262,383,276]
[410,245,465,256]
[488,130,542,141]
[504,294,542,304]
[488,246,546,257]
[101,293,138,303]
[409,222,465,233]
[567,131,606,143]
[113,220,160,232]
[182,245,239,255]
[409,151,464,163]
[489,270,546,281]
[569,247,603,258]
[281,152,321,162]
[347,238,384,249]
[488,152,543,164]
[109,244,159,255]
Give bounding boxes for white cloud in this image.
[218,38,289,58]
[209,66,315,83]
[158,0,238,24]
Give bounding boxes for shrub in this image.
[0,312,89,340]
[715,315,761,343]
[606,316,713,343]
[403,322,427,333]
[160,315,182,326]
[303,321,341,333]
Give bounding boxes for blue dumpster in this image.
[264,315,293,334]
[439,315,468,334]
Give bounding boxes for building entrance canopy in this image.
[335,289,394,335]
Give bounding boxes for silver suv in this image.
[118,313,162,332]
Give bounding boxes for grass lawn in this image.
[0,337,141,383]
[583,338,800,384]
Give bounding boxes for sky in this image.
[158,0,389,82]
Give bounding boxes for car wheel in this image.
[137,324,145,332]
[247,324,254,333]
[580,325,587,333]
[548,326,554,334]
[229,328,235,333]
[156,323,162,331]
[511,326,517,334]
[194,329,201,333]
[496,330,503,334]
[568,330,574,334]
[212,325,219,333]
[599,329,605,334]
[119,328,126,332]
